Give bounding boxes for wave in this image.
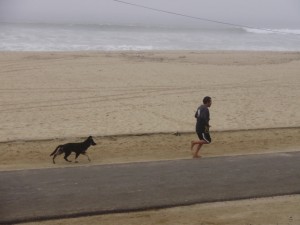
[3,22,300,35]
[243,28,300,35]
[0,21,184,32]
[1,22,300,51]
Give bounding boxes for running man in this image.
[191,96,212,158]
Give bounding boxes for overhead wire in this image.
[112,0,300,36]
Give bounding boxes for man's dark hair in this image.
[203,96,211,104]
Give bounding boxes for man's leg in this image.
[193,143,203,158]
[191,140,203,150]
[192,140,207,158]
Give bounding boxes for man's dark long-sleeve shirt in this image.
[195,105,210,132]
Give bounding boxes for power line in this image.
[113,0,300,36]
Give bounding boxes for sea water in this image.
[0,22,299,51]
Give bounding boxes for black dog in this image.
[50,136,96,164]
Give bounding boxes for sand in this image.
[0,51,300,224]
[1,51,300,141]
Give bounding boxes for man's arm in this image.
[203,108,210,126]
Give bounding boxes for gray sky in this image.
[0,0,300,28]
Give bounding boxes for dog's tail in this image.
[50,145,62,156]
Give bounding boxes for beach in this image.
[1,51,300,142]
[1,51,300,224]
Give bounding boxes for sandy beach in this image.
[1,51,300,224]
[1,51,300,141]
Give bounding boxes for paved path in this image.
[1,152,300,224]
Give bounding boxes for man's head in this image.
[203,96,212,107]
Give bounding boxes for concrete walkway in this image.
[1,152,300,224]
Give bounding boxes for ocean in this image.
[0,22,300,51]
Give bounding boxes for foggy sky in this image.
[0,0,300,28]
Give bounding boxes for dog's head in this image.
[88,136,97,146]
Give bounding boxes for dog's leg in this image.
[75,153,81,163]
[64,151,72,162]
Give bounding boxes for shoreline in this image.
[1,50,300,56]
